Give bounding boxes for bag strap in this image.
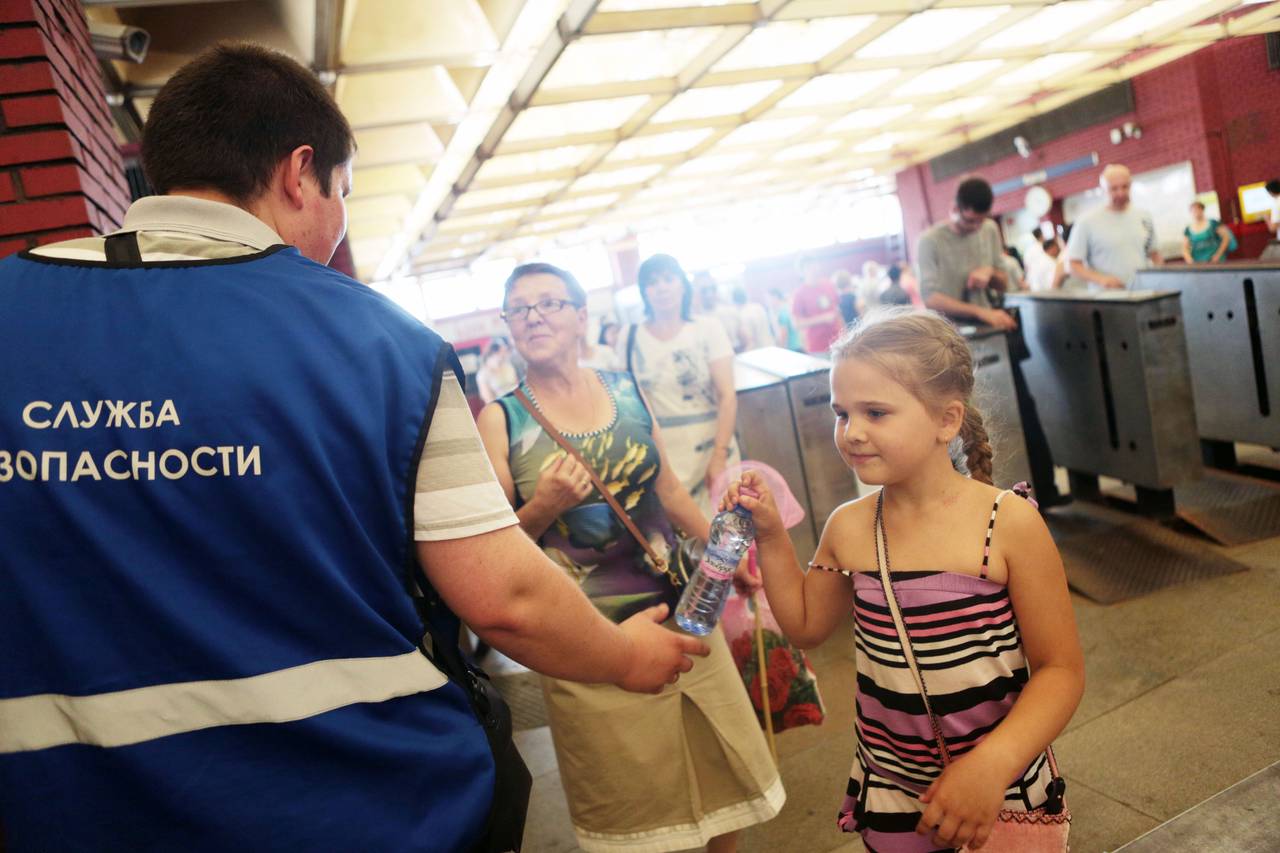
[873,491,1062,780]
[513,386,667,572]
[625,323,638,375]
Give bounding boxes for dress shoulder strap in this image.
[979,489,1014,580]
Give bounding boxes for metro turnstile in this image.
[733,348,856,561]
[1135,265,1280,458]
[961,327,1032,490]
[1007,290,1202,510]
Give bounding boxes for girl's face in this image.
[829,357,959,485]
[644,272,685,317]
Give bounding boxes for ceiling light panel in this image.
[350,164,428,200]
[436,209,525,234]
[774,139,842,162]
[540,194,623,216]
[541,28,725,89]
[336,68,468,128]
[341,0,499,66]
[994,52,1099,87]
[606,129,715,161]
[775,69,902,109]
[353,123,444,167]
[857,6,1013,58]
[476,145,600,181]
[669,151,759,177]
[978,1,1124,51]
[1087,0,1217,43]
[853,133,918,153]
[570,164,666,192]
[504,95,651,141]
[649,81,782,123]
[597,0,745,11]
[712,17,877,71]
[826,104,915,133]
[891,60,1006,97]
[454,180,568,211]
[926,96,995,120]
[718,116,817,147]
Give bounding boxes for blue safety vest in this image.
[0,244,493,851]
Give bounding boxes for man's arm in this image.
[924,291,1016,330]
[418,529,705,691]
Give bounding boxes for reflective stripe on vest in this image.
[0,649,447,753]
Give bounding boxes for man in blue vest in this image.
[0,44,708,852]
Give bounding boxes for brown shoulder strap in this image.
[513,387,667,571]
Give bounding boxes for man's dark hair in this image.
[637,254,692,321]
[142,43,355,203]
[1266,179,1280,196]
[502,262,587,307]
[886,263,902,284]
[1042,237,1058,252]
[955,177,994,214]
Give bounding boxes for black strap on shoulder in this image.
[625,323,638,375]
[103,232,142,265]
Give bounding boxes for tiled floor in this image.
[515,462,1280,853]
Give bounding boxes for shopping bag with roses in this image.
[712,462,825,748]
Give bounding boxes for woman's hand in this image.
[915,752,1009,850]
[721,470,785,542]
[531,452,594,517]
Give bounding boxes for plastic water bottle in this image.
[675,504,755,636]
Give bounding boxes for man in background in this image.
[1067,164,1161,288]
[917,176,1069,509]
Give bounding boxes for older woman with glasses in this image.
[476,263,783,853]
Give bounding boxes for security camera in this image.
[1013,135,1031,159]
[89,21,150,64]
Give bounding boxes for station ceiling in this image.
[87,0,1280,281]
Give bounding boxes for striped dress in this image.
[837,494,1056,853]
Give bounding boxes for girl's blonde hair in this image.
[830,307,993,484]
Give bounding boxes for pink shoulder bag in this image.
[873,491,1070,852]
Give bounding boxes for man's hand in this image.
[615,604,710,694]
[531,452,593,517]
[967,266,995,291]
[1098,274,1124,289]
[980,308,1018,331]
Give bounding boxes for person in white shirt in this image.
[622,255,740,514]
[1262,179,1280,261]
[733,287,777,352]
[1066,164,1162,288]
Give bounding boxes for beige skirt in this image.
[541,625,785,853]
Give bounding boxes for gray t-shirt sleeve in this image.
[916,230,946,300]
[983,219,1004,269]
[1065,216,1090,265]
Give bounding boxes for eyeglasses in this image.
[501,298,580,324]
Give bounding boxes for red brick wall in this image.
[0,0,130,258]
[895,35,1280,257]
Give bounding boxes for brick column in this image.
[0,0,130,259]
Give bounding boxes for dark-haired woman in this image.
[477,263,783,853]
[621,255,739,515]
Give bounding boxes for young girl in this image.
[722,308,1084,852]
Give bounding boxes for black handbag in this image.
[413,586,532,853]
[982,285,1031,362]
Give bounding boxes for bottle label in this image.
[698,557,736,582]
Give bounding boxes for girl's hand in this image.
[721,470,785,542]
[731,546,762,596]
[915,752,1008,850]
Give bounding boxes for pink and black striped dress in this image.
[832,491,1057,853]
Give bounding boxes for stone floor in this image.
[513,457,1280,853]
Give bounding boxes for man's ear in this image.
[280,145,315,210]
